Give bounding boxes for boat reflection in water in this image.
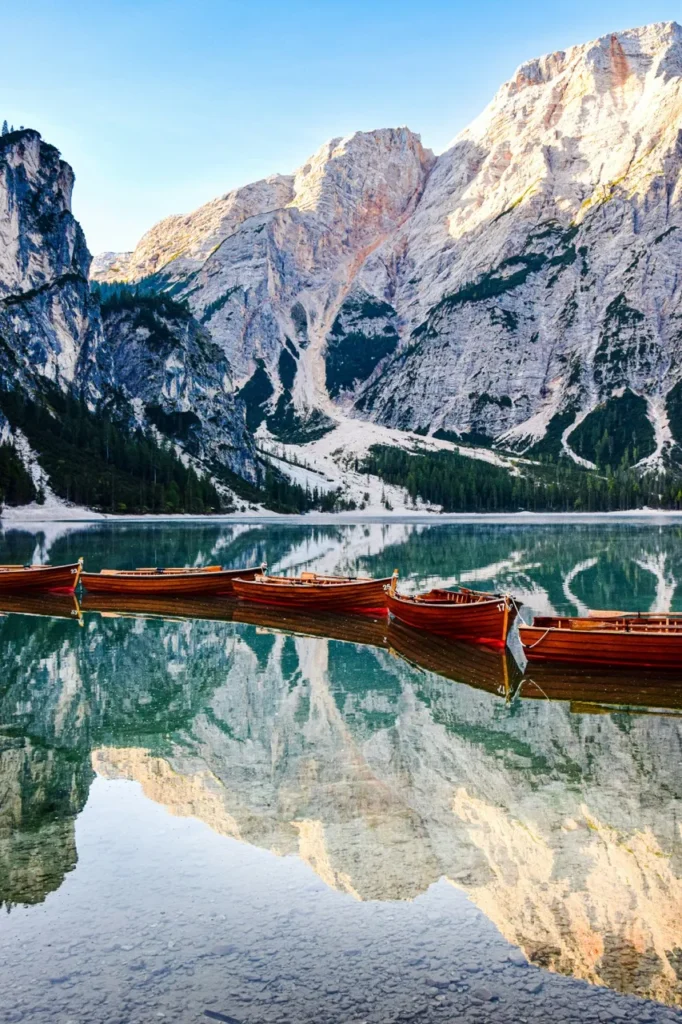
[386,618,523,699]
[81,591,239,623]
[6,592,682,718]
[0,591,83,622]
[519,661,682,716]
[233,599,390,648]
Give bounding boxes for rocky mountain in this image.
[95,289,254,482]
[4,20,682,514]
[357,19,682,462]
[0,130,256,512]
[93,128,435,443]
[92,21,682,473]
[0,130,102,396]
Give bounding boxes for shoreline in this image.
[4,507,682,526]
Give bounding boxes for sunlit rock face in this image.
[92,129,434,428]
[93,22,682,455]
[0,130,103,395]
[358,21,682,448]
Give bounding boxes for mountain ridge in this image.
[92,20,682,477]
[4,22,682,513]
[0,128,258,513]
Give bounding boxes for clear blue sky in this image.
[4,0,679,254]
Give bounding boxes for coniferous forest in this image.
[0,442,36,507]
[0,388,223,514]
[362,444,682,513]
[0,386,358,516]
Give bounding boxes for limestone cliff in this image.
[96,293,255,480]
[0,129,256,502]
[92,22,682,466]
[93,129,434,439]
[0,129,102,396]
[358,21,682,459]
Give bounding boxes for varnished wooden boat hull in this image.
[232,576,392,612]
[386,620,522,696]
[386,590,516,647]
[81,565,262,595]
[0,561,82,593]
[520,624,682,668]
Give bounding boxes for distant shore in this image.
[4,505,682,526]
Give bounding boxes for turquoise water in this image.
[1,519,682,1023]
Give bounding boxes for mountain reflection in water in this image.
[1,520,682,1024]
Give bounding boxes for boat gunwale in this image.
[82,564,262,582]
[234,574,394,590]
[520,622,682,640]
[385,589,509,610]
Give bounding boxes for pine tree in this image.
[1,121,8,136]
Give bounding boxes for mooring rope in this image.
[525,627,552,650]
[508,593,530,626]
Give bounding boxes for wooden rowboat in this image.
[80,564,263,596]
[231,571,396,613]
[0,559,82,593]
[385,582,518,647]
[519,614,682,668]
[386,619,523,697]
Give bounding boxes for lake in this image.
[1,518,682,1024]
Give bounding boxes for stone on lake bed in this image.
[424,976,452,989]
[470,985,499,1002]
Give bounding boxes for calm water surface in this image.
[1,519,682,1024]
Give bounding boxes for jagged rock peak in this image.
[350,20,682,450]
[0,127,102,391]
[101,172,296,285]
[509,20,680,93]
[0,128,257,506]
[461,20,682,147]
[91,127,433,286]
[290,127,434,223]
[0,128,89,299]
